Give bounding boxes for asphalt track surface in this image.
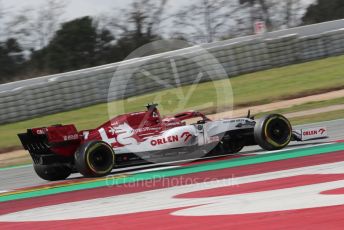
[0,119,343,192]
[1,138,344,229]
[0,119,344,230]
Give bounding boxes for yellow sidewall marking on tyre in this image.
[86,143,115,174]
[264,116,291,147]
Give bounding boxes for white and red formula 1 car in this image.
[18,104,328,181]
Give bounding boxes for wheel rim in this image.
[87,144,114,173]
[265,117,291,146]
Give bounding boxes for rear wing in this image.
[292,127,328,141]
[18,124,81,159]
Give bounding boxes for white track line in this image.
[133,166,180,173]
[4,161,344,221]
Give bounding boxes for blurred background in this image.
[0,0,338,83]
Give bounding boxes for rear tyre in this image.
[33,163,72,181]
[254,114,292,151]
[74,141,115,177]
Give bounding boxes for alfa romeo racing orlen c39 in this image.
[18,104,328,181]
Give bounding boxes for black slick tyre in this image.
[33,163,72,181]
[74,141,115,177]
[254,114,292,151]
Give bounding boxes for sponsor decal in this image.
[109,125,161,136]
[165,122,182,127]
[83,131,89,140]
[303,128,327,136]
[181,132,192,142]
[300,127,327,141]
[151,135,179,146]
[224,119,247,123]
[319,128,326,135]
[35,129,45,135]
[134,127,162,133]
[63,134,78,141]
[303,130,318,136]
[235,119,247,123]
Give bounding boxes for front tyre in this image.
[74,141,115,177]
[254,114,292,151]
[33,163,72,181]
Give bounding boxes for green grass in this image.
[230,55,344,106]
[256,97,344,117]
[289,110,344,125]
[253,97,344,125]
[0,55,344,150]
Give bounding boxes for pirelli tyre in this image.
[74,141,115,177]
[254,114,292,151]
[33,163,72,181]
